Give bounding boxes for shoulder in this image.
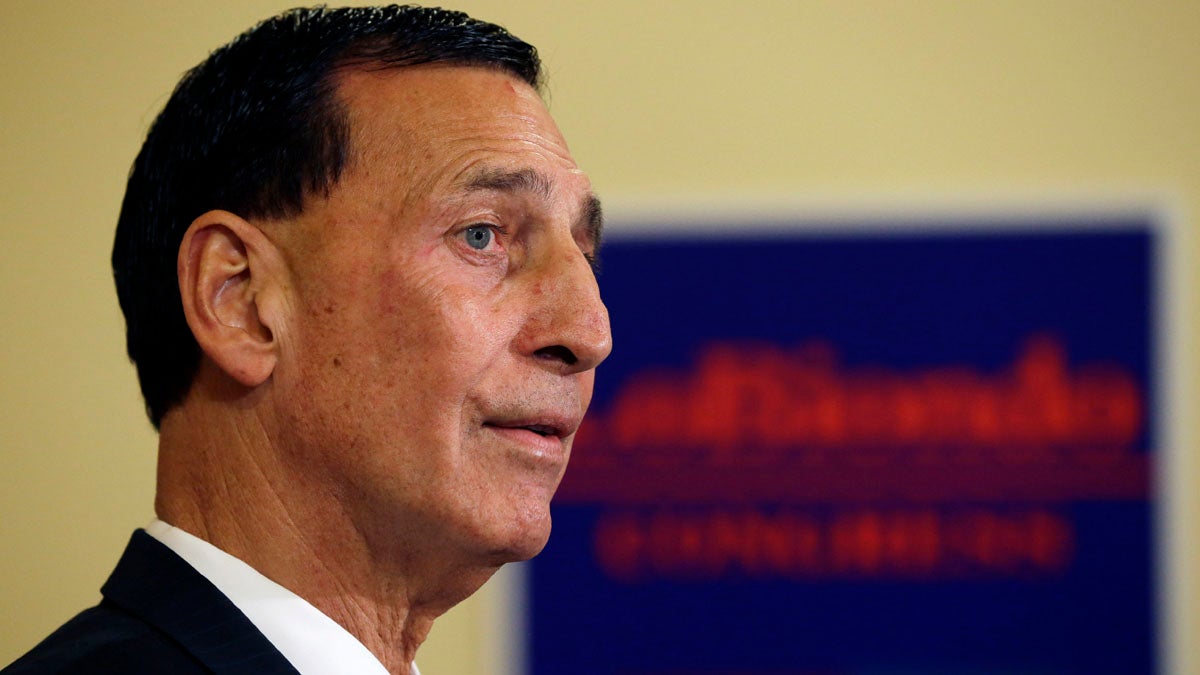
[3,601,207,674]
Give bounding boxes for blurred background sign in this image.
[529,211,1163,675]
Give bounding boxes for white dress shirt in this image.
[145,519,419,675]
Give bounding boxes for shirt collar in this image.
[145,519,419,675]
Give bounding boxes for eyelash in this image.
[456,222,601,275]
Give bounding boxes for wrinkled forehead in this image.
[272,63,595,262]
[317,64,590,228]
[332,64,571,165]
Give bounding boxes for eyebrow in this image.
[459,167,604,252]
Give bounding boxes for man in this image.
[4,5,610,674]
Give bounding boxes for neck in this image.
[155,374,496,674]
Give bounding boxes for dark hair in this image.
[112,5,542,428]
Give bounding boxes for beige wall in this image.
[2,1,1196,672]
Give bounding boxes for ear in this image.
[178,210,284,388]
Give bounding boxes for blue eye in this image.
[463,225,493,250]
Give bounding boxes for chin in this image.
[481,508,554,564]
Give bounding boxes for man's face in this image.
[267,65,611,569]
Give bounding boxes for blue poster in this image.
[529,215,1158,675]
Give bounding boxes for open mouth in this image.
[484,420,567,440]
[487,423,557,437]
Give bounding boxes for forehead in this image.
[332,64,581,186]
[270,67,605,323]
[337,61,542,110]
[279,64,598,260]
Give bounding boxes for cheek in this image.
[287,257,527,432]
[578,371,598,410]
[385,266,522,370]
[418,296,522,408]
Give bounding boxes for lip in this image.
[482,412,580,465]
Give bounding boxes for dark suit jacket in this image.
[3,530,300,674]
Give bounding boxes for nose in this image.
[520,239,612,376]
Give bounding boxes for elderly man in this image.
[4,5,609,675]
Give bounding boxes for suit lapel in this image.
[101,531,301,675]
